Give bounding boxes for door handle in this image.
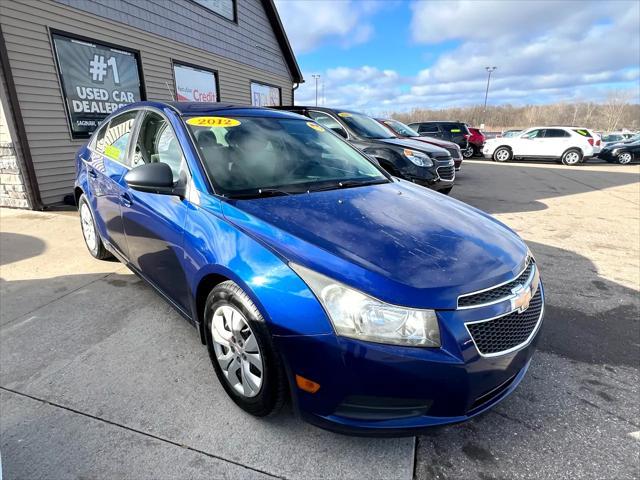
[120,192,132,208]
[88,169,98,179]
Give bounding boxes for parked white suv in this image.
[483,127,597,165]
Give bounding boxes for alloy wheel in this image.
[495,149,510,162]
[618,152,632,164]
[463,147,474,158]
[80,203,97,252]
[564,151,580,165]
[210,305,264,398]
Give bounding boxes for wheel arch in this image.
[195,272,232,344]
[562,146,584,156]
[74,186,84,207]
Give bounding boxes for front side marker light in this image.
[296,374,321,393]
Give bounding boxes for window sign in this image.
[51,33,143,138]
[192,0,235,21]
[174,63,218,102]
[251,82,281,107]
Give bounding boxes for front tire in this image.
[561,149,582,166]
[617,152,633,164]
[78,194,111,260]
[204,281,286,417]
[440,186,453,195]
[493,147,512,162]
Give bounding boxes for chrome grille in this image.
[466,289,543,356]
[437,165,455,180]
[458,260,535,308]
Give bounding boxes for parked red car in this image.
[464,127,486,158]
[377,118,463,170]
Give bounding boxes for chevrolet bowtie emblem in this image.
[510,284,532,313]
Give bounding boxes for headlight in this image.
[402,149,433,167]
[290,263,441,347]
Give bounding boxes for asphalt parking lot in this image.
[1,159,639,479]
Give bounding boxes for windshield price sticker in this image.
[307,122,325,132]
[186,117,241,127]
[338,112,352,117]
[450,128,461,133]
[576,129,588,136]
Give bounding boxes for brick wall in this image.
[0,100,30,208]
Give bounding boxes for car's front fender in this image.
[182,196,333,338]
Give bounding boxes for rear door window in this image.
[544,129,571,138]
[100,110,138,165]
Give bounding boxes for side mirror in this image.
[124,162,184,197]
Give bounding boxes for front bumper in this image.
[274,285,544,436]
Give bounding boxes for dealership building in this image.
[0,0,303,209]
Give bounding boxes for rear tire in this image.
[462,147,474,159]
[561,149,582,166]
[78,194,111,260]
[493,147,512,162]
[204,281,286,417]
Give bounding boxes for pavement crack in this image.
[0,386,287,480]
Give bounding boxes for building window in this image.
[192,0,236,21]
[173,63,219,103]
[250,82,281,107]
[50,32,143,139]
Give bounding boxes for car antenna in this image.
[165,82,176,101]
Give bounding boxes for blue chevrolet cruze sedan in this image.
[74,101,544,435]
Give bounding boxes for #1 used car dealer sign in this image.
[52,33,142,138]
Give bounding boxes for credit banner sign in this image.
[174,64,218,103]
[251,82,281,107]
[52,33,143,138]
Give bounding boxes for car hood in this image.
[221,181,528,309]
[406,136,459,150]
[370,137,450,156]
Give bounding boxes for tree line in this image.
[389,98,639,132]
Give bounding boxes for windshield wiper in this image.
[306,178,389,193]
[226,188,293,199]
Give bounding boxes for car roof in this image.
[120,101,305,120]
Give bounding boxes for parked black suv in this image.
[407,121,471,151]
[275,107,455,194]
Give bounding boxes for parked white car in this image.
[483,126,597,165]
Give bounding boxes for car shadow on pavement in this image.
[414,240,639,480]
[454,161,639,214]
[0,232,46,266]
[0,270,415,480]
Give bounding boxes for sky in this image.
[274,0,640,114]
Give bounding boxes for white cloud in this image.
[288,1,640,112]
[274,0,379,54]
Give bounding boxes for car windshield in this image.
[186,116,389,197]
[503,130,522,137]
[382,119,420,137]
[337,112,396,139]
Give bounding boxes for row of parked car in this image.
[484,127,639,165]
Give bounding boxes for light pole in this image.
[483,66,497,111]
[312,74,321,106]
